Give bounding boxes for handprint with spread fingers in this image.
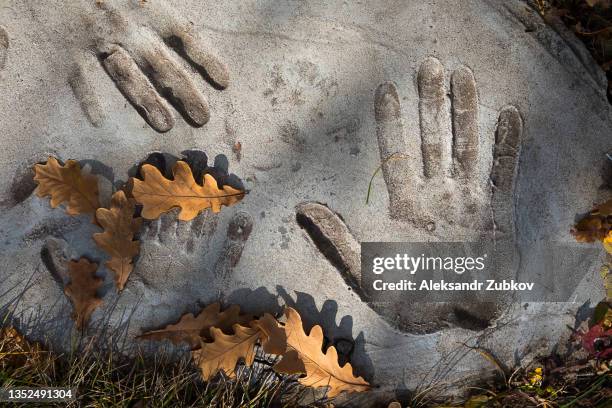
[375,57,523,237]
[298,58,524,333]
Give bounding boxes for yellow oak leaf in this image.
[64,258,103,330]
[33,157,100,215]
[137,303,251,349]
[131,161,245,221]
[274,307,370,398]
[192,323,260,380]
[93,190,142,291]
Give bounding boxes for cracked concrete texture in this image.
[0,0,610,402]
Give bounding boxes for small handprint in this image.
[132,152,252,295]
[136,209,253,297]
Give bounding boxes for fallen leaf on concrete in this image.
[192,323,260,380]
[64,258,103,330]
[274,307,370,398]
[34,157,100,215]
[137,303,251,349]
[131,161,245,221]
[93,191,142,291]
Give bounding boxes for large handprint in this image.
[376,57,522,235]
[28,0,228,132]
[298,57,524,333]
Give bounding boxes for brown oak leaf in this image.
[131,161,245,221]
[252,313,287,355]
[0,326,44,369]
[64,258,103,330]
[33,157,100,215]
[93,191,142,291]
[192,323,260,380]
[274,307,370,398]
[137,303,251,349]
[571,199,612,243]
[189,313,285,381]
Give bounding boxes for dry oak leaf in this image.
[0,326,44,369]
[137,303,251,349]
[33,157,100,215]
[131,161,245,221]
[571,199,612,243]
[64,258,103,330]
[274,307,370,398]
[93,190,142,291]
[252,313,287,355]
[192,313,285,380]
[192,323,260,380]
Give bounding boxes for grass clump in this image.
[0,324,314,407]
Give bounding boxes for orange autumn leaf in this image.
[93,190,142,291]
[192,323,260,380]
[33,157,100,215]
[274,307,370,398]
[192,313,287,380]
[137,303,251,349]
[131,161,245,221]
[64,258,103,330]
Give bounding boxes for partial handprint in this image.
[137,209,253,293]
[30,0,228,132]
[297,58,524,333]
[131,151,252,294]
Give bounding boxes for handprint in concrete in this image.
[297,59,524,333]
[129,152,252,299]
[27,0,228,132]
[375,57,523,237]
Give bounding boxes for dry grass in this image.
[0,323,316,408]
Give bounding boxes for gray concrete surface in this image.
[0,0,610,403]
